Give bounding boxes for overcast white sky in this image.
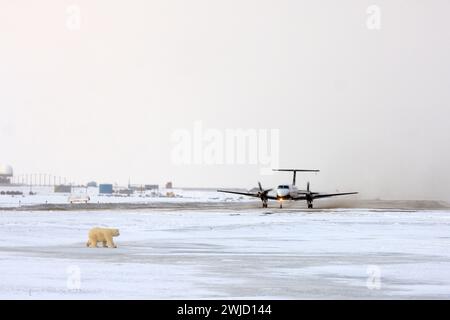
[1,0,449,200]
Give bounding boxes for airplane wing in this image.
[293,192,358,200]
[295,191,319,195]
[292,195,308,201]
[217,190,278,200]
[311,192,358,199]
[217,190,260,197]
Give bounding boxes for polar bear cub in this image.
[86,227,120,248]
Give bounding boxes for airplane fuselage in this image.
[275,184,305,200]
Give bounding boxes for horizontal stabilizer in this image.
[273,169,320,185]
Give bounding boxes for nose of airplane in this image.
[277,188,289,197]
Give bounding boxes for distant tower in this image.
[0,164,13,185]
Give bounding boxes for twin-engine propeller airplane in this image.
[217,169,358,209]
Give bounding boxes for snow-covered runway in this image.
[0,207,449,299]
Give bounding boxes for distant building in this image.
[128,184,144,192]
[54,185,72,193]
[165,181,173,189]
[87,181,98,188]
[99,184,113,194]
[0,164,13,185]
[128,184,159,192]
[117,189,133,196]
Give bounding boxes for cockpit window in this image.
[277,185,289,189]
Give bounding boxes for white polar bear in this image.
[86,227,120,248]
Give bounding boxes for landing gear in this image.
[279,202,283,209]
[262,202,268,208]
[307,202,313,209]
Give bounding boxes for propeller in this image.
[257,182,272,208]
[305,181,314,208]
[303,182,357,209]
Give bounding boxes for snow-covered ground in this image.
[0,207,450,299]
